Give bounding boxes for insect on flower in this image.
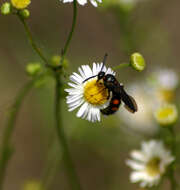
[83,54,138,115]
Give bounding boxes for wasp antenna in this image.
[101,53,108,72]
[83,75,97,83]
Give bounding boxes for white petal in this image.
[131,150,147,162]
[92,62,97,75]
[126,160,145,171]
[68,98,83,108]
[68,82,82,89]
[90,0,98,7]
[78,67,86,79]
[68,99,84,111]
[81,104,89,119]
[84,65,93,78]
[66,94,83,104]
[130,171,147,183]
[87,106,92,121]
[71,72,83,83]
[62,0,74,3]
[76,102,88,118]
[65,88,83,95]
[77,0,87,5]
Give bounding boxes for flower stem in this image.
[50,1,81,188]
[113,62,130,70]
[0,77,40,190]
[115,8,136,55]
[16,1,80,189]
[60,0,77,65]
[17,13,50,66]
[41,139,60,189]
[54,72,82,190]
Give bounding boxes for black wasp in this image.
[83,54,138,115]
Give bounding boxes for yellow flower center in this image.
[158,89,175,102]
[157,107,173,119]
[83,79,109,106]
[155,104,178,126]
[146,157,161,177]
[11,0,31,9]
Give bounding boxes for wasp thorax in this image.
[83,78,109,106]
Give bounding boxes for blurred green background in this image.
[0,0,180,189]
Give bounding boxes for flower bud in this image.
[26,63,42,76]
[130,52,146,72]
[1,2,11,15]
[11,0,31,9]
[19,9,30,19]
[154,104,178,127]
[50,55,69,69]
[51,55,61,67]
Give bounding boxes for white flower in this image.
[126,140,174,188]
[148,69,179,103]
[65,63,115,122]
[60,0,102,7]
[156,69,179,90]
[154,103,178,127]
[119,84,158,135]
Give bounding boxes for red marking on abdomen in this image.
[113,99,120,105]
[111,107,118,111]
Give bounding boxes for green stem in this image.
[54,72,82,190]
[60,0,77,65]
[41,139,60,189]
[168,127,177,190]
[42,1,80,189]
[112,62,130,70]
[115,8,136,55]
[17,13,50,66]
[0,77,40,190]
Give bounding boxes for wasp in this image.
[83,54,138,115]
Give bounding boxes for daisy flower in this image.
[65,63,115,122]
[156,69,179,90]
[60,0,102,7]
[148,69,179,103]
[126,140,174,188]
[154,103,178,127]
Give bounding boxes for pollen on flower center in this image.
[83,79,109,106]
[146,157,161,177]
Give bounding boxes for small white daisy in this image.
[156,69,179,90]
[65,63,115,122]
[126,140,174,188]
[154,103,178,127]
[60,0,102,7]
[148,69,179,103]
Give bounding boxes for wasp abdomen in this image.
[100,94,121,115]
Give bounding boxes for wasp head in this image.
[97,71,105,81]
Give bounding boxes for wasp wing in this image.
[120,87,138,113]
